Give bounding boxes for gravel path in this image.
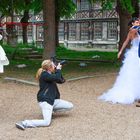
[0,75,140,140]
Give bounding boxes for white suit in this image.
[0,35,9,73]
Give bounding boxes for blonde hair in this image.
[36,59,52,80]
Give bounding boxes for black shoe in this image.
[15,122,25,130]
[136,104,140,107]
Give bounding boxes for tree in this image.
[43,0,56,59]
[31,0,140,59]
[90,0,139,51]
[20,0,30,44]
[16,0,42,44]
[42,0,76,59]
[55,0,76,46]
[116,0,132,51]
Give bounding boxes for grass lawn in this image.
[1,45,121,81]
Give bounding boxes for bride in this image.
[98,18,140,104]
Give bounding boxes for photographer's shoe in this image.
[136,104,140,107]
[15,121,26,130]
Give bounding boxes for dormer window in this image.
[79,0,90,10]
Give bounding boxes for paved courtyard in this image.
[0,74,140,140]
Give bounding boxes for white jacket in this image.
[0,45,9,65]
[0,45,9,73]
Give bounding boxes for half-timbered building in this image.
[2,0,119,50]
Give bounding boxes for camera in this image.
[51,56,67,66]
[59,60,67,65]
[50,56,66,83]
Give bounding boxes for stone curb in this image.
[4,73,117,86]
[4,77,38,86]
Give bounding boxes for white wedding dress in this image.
[98,34,140,104]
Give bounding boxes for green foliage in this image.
[120,0,134,14]
[0,0,43,19]
[15,0,76,19]
[89,0,136,13]
[56,0,76,19]
[0,0,13,16]
[101,0,114,10]
[2,43,37,59]
[14,0,42,15]
[89,0,114,10]
[56,46,117,61]
[30,0,43,14]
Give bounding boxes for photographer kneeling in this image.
[16,59,73,130]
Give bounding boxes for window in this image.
[36,25,43,47]
[27,25,33,39]
[93,22,102,39]
[58,23,64,40]
[36,26,43,40]
[80,22,89,40]
[107,22,117,40]
[68,23,76,40]
[80,0,90,10]
[17,26,22,37]
[93,2,102,10]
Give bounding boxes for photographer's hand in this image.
[56,63,62,70]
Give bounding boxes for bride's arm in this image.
[117,31,132,59]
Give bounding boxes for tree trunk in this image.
[43,0,56,59]
[6,22,17,47]
[20,0,30,44]
[6,0,17,47]
[6,14,17,47]
[132,0,139,17]
[20,10,29,44]
[116,0,131,51]
[55,0,60,47]
[55,18,59,47]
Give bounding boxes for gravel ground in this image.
[0,74,140,140]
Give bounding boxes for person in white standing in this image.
[16,59,73,130]
[98,17,140,104]
[0,34,9,73]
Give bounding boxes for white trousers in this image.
[22,99,73,127]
